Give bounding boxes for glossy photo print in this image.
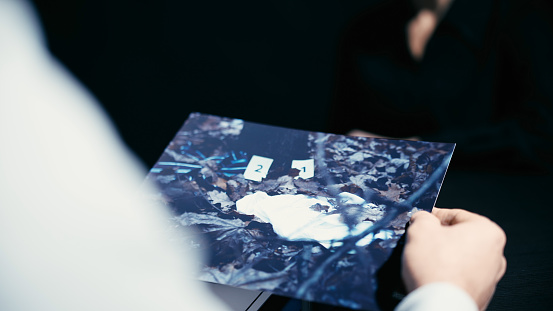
[145,113,455,310]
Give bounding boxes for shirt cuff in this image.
[395,282,478,311]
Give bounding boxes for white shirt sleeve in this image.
[0,1,229,310]
[395,283,478,311]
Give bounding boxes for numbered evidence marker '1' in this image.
[244,155,274,182]
[291,159,315,179]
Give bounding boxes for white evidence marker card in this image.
[244,155,274,182]
[291,159,315,179]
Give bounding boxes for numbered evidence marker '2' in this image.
[291,159,315,179]
[244,155,274,182]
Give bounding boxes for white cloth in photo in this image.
[236,191,391,248]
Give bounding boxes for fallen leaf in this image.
[377,183,405,202]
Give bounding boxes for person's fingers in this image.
[409,210,440,226]
[432,207,482,225]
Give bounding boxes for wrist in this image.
[396,282,478,311]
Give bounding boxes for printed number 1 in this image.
[291,159,314,179]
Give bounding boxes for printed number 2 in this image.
[244,156,274,182]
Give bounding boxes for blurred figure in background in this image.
[330,0,553,173]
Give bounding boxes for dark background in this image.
[32,1,553,310]
[32,0,379,168]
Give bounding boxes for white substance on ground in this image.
[236,191,391,248]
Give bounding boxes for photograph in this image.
[146,112,455,310]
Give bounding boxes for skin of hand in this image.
[407,9,438,61]
[402,208,507,310]
[408,0,455,60]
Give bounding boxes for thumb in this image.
[409,210,440,227]
[432,208,482,226]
